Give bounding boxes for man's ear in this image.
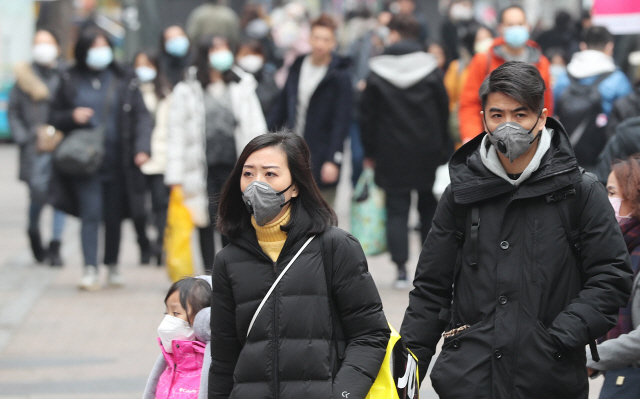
[537,108,548,130]
[604,42,614,57]
[579,42,587,51]
[480,110,488,133]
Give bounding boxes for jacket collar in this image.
[233,201,316,262]
[488,37,543,64]
[450,117,582,204]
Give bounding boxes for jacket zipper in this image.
[272,260,280,399]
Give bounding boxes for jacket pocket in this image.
[513,321,587,398]
[430,321,492,399]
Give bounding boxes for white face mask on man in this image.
[157,314,195,353]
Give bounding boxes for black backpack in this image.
[556,72,612,167]
[444,172,600,362]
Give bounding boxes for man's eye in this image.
[173,311,180,316]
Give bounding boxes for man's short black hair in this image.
[582,26,613,51]
[388,14,421,40]
[498,5,526,24]
[479,61,546,114]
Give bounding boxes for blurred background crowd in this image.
[1,0,640,290]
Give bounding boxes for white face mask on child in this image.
[157,314,195,353]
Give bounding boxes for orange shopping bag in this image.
[164,187,195,282]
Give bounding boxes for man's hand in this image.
[321,162,340,184]
[587,367,595,377]
[134,152,150,167]
[72,107,94,125]
[363,157,376,169]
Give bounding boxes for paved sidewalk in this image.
[0,144,604,398]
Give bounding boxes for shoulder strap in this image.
[246,235,315,338]
[546,173,600,361]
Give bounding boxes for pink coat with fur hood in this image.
[155,338,206,399]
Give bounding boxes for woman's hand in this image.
[72,107,94,125]
[321,162,340,184]
[134,152,150,167]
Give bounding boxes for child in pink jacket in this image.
[143,276,212,399]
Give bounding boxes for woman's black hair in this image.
[34,28,60,46]
[193,34,239,88]
[479,61,546,114]
[217,131,338,238]
[74,27,114,72]
[165,277,211,326]
[236,38,266,58]
[133,49,172,100]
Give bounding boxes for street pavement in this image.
[0,144,604,398]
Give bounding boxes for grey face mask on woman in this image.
[485,112,542,163]
[242,181,293,226]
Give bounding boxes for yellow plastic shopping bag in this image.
[164,187,195,282]
[366,323,419,399]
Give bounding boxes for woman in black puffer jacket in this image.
[208,131,389,399]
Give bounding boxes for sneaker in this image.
[107,265,124,288]
[78,266,100,291]
[394,268,409,290]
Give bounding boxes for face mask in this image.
[165,36,190,57]
[609,197,632,223]
[450,4,474,21]
[503,25,529,49]
[86,46,113,70]
[135,66,157,82]
[242,181,293,226]
[32,43,58,66]
[210,50,234,72]
[237,55,264,74]
[549,64,566,81]
[485,113,541,163]
[157,314,195,353]
[474,38,493,54]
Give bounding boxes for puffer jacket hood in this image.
[369,51,438,89]
[567,49,616,79]
[449,117,582,204]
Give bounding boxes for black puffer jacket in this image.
[209,206,389,399]
[401,118,633,399]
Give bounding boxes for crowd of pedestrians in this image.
[7,0,640,398]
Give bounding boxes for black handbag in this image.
[54,76,116,176]
[599,367,640,399]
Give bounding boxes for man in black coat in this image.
[401,61,633,399]
[359,14,451,288]
[267,15,352,206]
[594,116,640,183]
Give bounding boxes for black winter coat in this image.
[209,207,389,399]
[267,55,352,188]
[359,40,451,191]
[595,116,640,183]
[401,118,633,399]
[48,65,152,218]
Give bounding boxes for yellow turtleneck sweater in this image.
[251,206,291,261]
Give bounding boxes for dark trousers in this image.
[385,187,438,268]
[199,165,233,272]
[72,173,148,267]
[145,174,170,248]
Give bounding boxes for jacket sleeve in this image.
[49,73,81,133]
[400,185,459,382]
[131,83,153,155]
[432,71,453,160]
[8,86,30,145]
[233,74,267,155]
[209,254,241,399]
[358,77,378,159]
[548,175,633,352]
[164,83,188,186]
[142,354,166,399]
[331,232,390,399]
[326,72,353,166]
[458,53,487,143]
[586,281,640,370]
[266,75,289,131]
